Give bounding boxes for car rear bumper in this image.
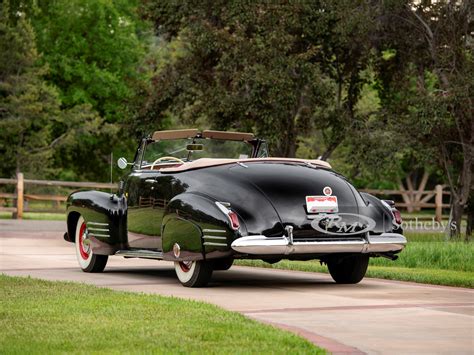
[231,233,407,255]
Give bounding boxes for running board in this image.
[115,250,163,259]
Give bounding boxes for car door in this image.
[126,169,163,249]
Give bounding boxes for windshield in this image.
[141,138,254,168]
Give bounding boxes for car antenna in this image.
[110,152,113,195]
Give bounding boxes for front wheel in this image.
[174,260,213,287]
[75,216,108,273]
[327,254,369,284]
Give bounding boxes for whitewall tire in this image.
[75,216,108,273]
[174,260,213,287]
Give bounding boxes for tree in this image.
[311,1,382,160]
[0,2,111,181]
[140,1,378,157]
[4,0,153,181]
[372,1,473,238]
[30,0,145,122]
[0,2,61,177]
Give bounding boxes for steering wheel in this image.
[150,156,185,170]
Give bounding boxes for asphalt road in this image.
[1,220,473,354]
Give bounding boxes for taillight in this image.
[215,202,240,230]
[392,208,402,225]
[382,199,402,226]
[228,211,240,230]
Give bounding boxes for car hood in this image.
[181,161,366,237]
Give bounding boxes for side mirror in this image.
[117,157,129,170]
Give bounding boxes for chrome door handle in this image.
[145,179,155,183]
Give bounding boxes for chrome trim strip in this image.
[231,233,407,255]
[88,233,110,238]
[215,201,231,214]
[203,242,228,247]
[285,225,294,245]
[203,235,227,240]
[366,234,408,253]
[202,228,226,234]
[87,227,109,232]
[87,222,109,226]
[115,250,163,259]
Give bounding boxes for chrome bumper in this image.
[231,233,407,255]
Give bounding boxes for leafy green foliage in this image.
[0,2,111,180]
[1,0,471,233]
[141,1,379,157]
[32,0,144,121]
[1,0,154,181]
[30,0,152,181]
[370,1,473,237]
[0,4,61,177]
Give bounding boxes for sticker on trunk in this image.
[306,195,338,213]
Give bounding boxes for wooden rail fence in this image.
[0,173,115,219]
[360,185,450,221]
[0,173,450,221]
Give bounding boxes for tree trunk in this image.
[466,209,473,242]
[465,193,473,242]
[276,130,297,158]
[320,141,339,161]
[286,139,297,158]
[443,112,473,239]
[283,117,297,158]
[450,197,464,239]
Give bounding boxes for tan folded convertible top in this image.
[151,129,254,141]
[160,158,332,173]
[152,129,199,141]
[201,130,254,141]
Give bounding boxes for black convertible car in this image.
[64,129,406,287]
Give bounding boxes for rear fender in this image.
[360,193,397,233]
[161,193,236,261]
[66,190,127,255]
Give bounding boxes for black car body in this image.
[64,129,406,287]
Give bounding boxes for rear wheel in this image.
[210,258,234,271]
[174,260,213,287]
[75,216,108,273]
[327,254,369,284]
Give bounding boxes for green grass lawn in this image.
[236,232,474,288]
[0,211,66,220]
[401,211,447,218]
[0,275,324,354]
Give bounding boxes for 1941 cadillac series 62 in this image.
[64,129,406,287]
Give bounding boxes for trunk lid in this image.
[228,162,365,240]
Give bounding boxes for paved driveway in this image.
[1,220,473,354]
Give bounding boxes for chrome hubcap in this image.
[82,230,91,254]
[179,261,193,272]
